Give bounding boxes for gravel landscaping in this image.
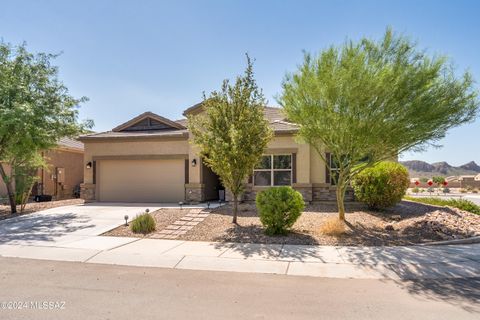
[176,200,480,246]
[103,208,190,238]
[0,198,84,221]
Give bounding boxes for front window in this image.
[329,153,340,185]
[253,155,292,186]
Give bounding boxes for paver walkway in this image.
[151,209,210,239]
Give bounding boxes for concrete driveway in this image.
[0,203,165,247]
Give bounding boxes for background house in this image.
[0,137,84,202]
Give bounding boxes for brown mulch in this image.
[177,201,480,246]
[103,208,189,238]
[0,198,84,221]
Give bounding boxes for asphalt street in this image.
[0,257,478,320]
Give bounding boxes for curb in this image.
[417,236,480,246]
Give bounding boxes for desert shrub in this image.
[466,185,474,191]
[473,189,479,194]
[256,186,304,235]
[427,187,434,193]
[442,187,450,194]
[320,216,346,236]
[460,189,467,193]
[351,161,409,209]
[412,187,420,193]
[404,196,480,215]
[131,212,156,234]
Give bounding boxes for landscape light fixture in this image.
[86,162,92,169]
[179,201,184,210]
[207,202,210,209]
[124,215,129,226]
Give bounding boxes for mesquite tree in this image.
[0,42,91,214]
[188,56,272,223]
[279,29,478,220]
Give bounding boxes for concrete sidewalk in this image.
[0,202,478,280]
[0,237,479,280]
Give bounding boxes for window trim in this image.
[253,154,292,186]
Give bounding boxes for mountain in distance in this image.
[400,160,480,178]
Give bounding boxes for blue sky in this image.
[1,0,479,165]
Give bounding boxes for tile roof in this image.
[80,106,297,141]
[57,137,84,151]
[79,129,189,140]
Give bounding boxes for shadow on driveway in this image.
[0,212,95,245]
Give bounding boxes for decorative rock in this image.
[385,224,395,231]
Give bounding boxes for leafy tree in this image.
[279,29,479,221]
[14,151,45,212]
[188,56,273,223]
[432,176,446,185]
[0,42,92,214]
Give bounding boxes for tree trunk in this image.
[0,164,16,214]
[336,176,347,221]
[232,194,238,224]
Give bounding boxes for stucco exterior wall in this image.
[41,149,84,199]
[83,138,190,184]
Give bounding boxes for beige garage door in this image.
[97,159,185,202]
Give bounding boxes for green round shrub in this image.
[131,212,156,234]
[351,161,409,209]
[256,186,305,235]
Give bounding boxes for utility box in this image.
[56,167,65,184]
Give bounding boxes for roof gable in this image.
[112,112,186,132]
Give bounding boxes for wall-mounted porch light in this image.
[191,158,197,167]
[86,161,92,169]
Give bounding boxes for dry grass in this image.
[320,217,347,236]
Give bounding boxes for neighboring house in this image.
[459,175,480,189]
[0,137,84,201]
[78,104,354,203]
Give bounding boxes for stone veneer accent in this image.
[225,183,354,203]
[185,183,205,204]
[80,183,96,201]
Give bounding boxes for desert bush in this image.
[256,186,304,235]
[131,212,156,234]
[466,185,474,192]
[460,189,467,193]
[473,189,479,194]
[351,161,409,209]
[320,216,346,236]
[412,187,420,193]
[442,187,450,194]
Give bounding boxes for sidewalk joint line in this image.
[173,255,186,268]
[83,250,104,263]
[107,238,142,251]
[285,261,291,275]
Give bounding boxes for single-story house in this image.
[78,104,354,203]
[0,137,84,201]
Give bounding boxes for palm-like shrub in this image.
[352,161,409,209]
[256,186,304,235]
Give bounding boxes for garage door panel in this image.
[98,159,185,202]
